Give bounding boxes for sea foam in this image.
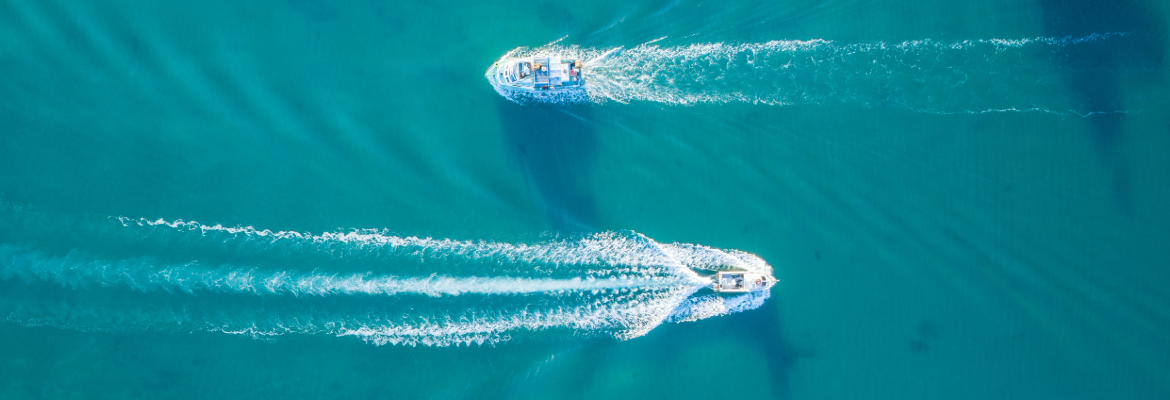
[494,33,1134,115]
[0,206,775,346]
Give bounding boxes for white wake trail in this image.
[117,217,770,275]
[0,245,703,297]
[1,281,762,346]
[1,207,778,346]
[498,33,1132,115]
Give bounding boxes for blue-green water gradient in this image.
[2,0,1169,398]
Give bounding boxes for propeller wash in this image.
[0,204,774,346]
[489,33,1133,115]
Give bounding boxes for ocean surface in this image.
[2,0,1169,398]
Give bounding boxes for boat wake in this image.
[500,33,1139,115]
[0,204,773,346]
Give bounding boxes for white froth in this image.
[0,246,696,296]
[116,217,756,278]
[0,214,779,346]
[489,33,1131,115]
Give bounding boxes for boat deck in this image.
[534,57,581,89]
[713,271,774,293]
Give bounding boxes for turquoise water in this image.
[2,0,1169,398]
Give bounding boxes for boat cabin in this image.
[495,56,583,90]
[712,271,774,293]
[531,57,583,89]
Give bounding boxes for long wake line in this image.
[496,33,1137,115]
[0,245,697,297]
[1,206,776,346]
[116,216,771,274]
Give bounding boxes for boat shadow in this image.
[1039,0,1167,208]
[553,296,801,399]
[496,99,599,231]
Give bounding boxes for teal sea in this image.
[2,0,1169,398]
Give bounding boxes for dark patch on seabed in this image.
[1039,0,1167,208]
[909,320,939,353]
[497,100,599,231]
[529,297,800,399]
[741,298,802,398]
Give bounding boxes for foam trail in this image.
[0,206,777,346]
[0,245,695,296]
[499,33,1136,114]
[113,216,770,276]
[0,271,718,346]
[0,280,707,346]
[667,290,771,323]
[3,204,769,276]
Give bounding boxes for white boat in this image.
[711,270,776,293]
[486,54,585,95]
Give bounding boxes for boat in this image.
[486,54,585,95]
[711,270,776,293]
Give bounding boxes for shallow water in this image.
[2,0,1169,398]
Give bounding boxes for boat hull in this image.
[486,55,588,102]
[712,271,775,293]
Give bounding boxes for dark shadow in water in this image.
[549,296,801,399]
[1039,0,1167,207]
[496,100,599,231]
[725,297,802,398]
[691,297,800,397]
